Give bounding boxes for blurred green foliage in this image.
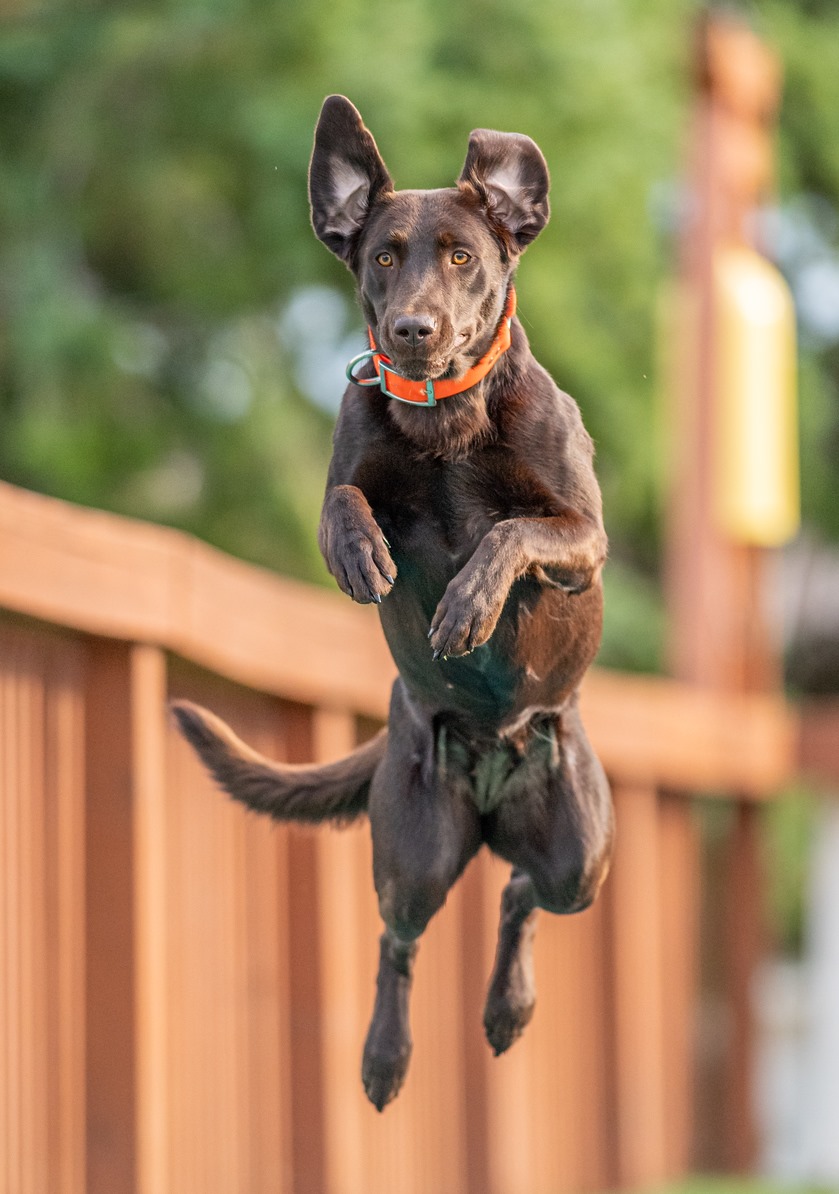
[1,0,838,671]
[763,783,819,956]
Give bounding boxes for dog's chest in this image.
[371,453,505,572]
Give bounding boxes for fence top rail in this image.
[0,479,395,715]
[0,480,800,795]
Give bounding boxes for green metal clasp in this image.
[345,349,438,407]
[345,349,381,387]
[378,364,437,407]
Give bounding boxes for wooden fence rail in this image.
[1,480,832,1194]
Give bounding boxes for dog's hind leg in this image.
[483,697,613,1054]
[362,682,481,1110]
[483,869,539,1056]
[362,928,419,1112]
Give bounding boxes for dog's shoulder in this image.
[488,350,602,520]
[498,353,595,461]
[328,381,425,496]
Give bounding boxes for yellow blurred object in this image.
[713,246,800,545]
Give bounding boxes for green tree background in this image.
[1,0,837,673]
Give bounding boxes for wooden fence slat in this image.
[723,801,764,1170]
[130,645,170,1194]
[556,897,614,1193]
[316,821,372,1194]
[0,628,12,1194]
[658,795,701,1178]
[479,854,535,1194]
[2,629,24,1194]
[282,706,328,1194]
[239,773,293,1193]
[85,640,138,1194]
[163,671,297,1194]
[458,855,493,1194]
[49,651,87,1194]
[313,710,370,1194]
[529,909,594,1193]
[19,634,43,1194]
[609,783,668,1188]
[0,622,86,1194]
[470,852,615,1194]
[397,872,471,1194]
[314,712,473,1194]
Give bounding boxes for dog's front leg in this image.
[428,512,607,658]
[318,484,397,605]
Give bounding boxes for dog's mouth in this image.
[379,332,473,383]
[388,357,452,382]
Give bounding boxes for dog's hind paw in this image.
[361,1037,412,1112]
[483,990,536,1057]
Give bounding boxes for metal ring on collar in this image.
[345,349,382,387]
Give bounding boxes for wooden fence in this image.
[4,479,834,1194]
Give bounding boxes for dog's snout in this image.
[393,314,437,348]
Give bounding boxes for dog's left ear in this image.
[458,129,550,250]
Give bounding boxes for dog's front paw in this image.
[328,533,396,605]
[319,488,397,605]
[428,565,505,658]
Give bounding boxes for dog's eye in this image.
[375,252,394,267]
[451,250,471,265]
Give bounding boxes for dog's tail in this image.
[170,699,386,824]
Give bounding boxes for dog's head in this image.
[308,95,549,383]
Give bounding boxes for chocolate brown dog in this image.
[172,95,613,1112]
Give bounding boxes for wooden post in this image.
[664,11,784,1172]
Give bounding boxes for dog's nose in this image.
[393,315,437,348]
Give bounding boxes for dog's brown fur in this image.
[172,95,613,1111]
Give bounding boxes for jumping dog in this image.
[173,95,613,1111]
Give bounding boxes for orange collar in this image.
[345,288,516,407]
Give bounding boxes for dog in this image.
[172,95,613,1112]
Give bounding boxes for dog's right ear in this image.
[308,96,393,265]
